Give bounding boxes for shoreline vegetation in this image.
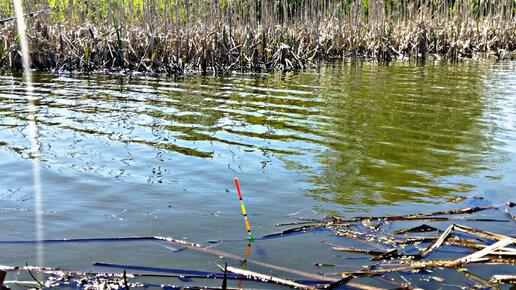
[1,0,516,76]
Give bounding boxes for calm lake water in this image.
[1,61,516,288]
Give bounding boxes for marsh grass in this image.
[1,0,515,75]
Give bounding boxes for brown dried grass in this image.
[1,0,515,75]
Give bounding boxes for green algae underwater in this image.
[1,60,516,288]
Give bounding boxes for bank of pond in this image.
[1,0,516,76]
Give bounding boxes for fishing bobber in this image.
[234,177,253,240]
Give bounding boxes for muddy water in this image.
[1,61,515,287]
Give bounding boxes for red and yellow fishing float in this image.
[234,177,253,240]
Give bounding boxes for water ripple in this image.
[1,62,515,211]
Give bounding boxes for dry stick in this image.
[396,235,441,244]
[331,247,387,256]
[222,262,227,290]
[422,224,516,262]
[452,224,516,242]
[123,270,129,290]
[263,223,326,237]
[8,264,255,282]
[444,237,489,249]
[340,224,516,276]
[418,224,454,257]
[325,206,495,223]
[448,196,467,203]
[3,266,242,289]
[154,236,339,282]
[469,256,516,265]
[488,250,516,256]
[372,275,415,290]
[222,265,316,290]
[25,263,45,288]
[322,275,355,290]
[490,275,516,284]
[333,228,389,250]
[332,246,409,260]
[443,237,515,268]
[459,269,500,289]
[391,224,439,234]
[275,221,318,227]
[338,259,452,276]
[391,205,495,220]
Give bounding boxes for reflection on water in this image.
[304,64,509,208]
[13,0,45,267]
[0,62,515,214]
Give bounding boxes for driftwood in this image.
[316,199,516,286]
[334,220,516,279]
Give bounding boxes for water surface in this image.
[1,61,515,287]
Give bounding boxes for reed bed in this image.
[1,0,516,75]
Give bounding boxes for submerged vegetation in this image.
[1,0,516,75]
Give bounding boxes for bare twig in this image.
[221,265,316,290]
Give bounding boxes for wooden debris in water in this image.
[221,265,316,290]
[2,197,516,288]
[391,224,439,234]
[283,197,516,287]
[490,275,516,284]
[263,223,326,237]
[448,196,467,203]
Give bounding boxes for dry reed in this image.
[1,0,515,75]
